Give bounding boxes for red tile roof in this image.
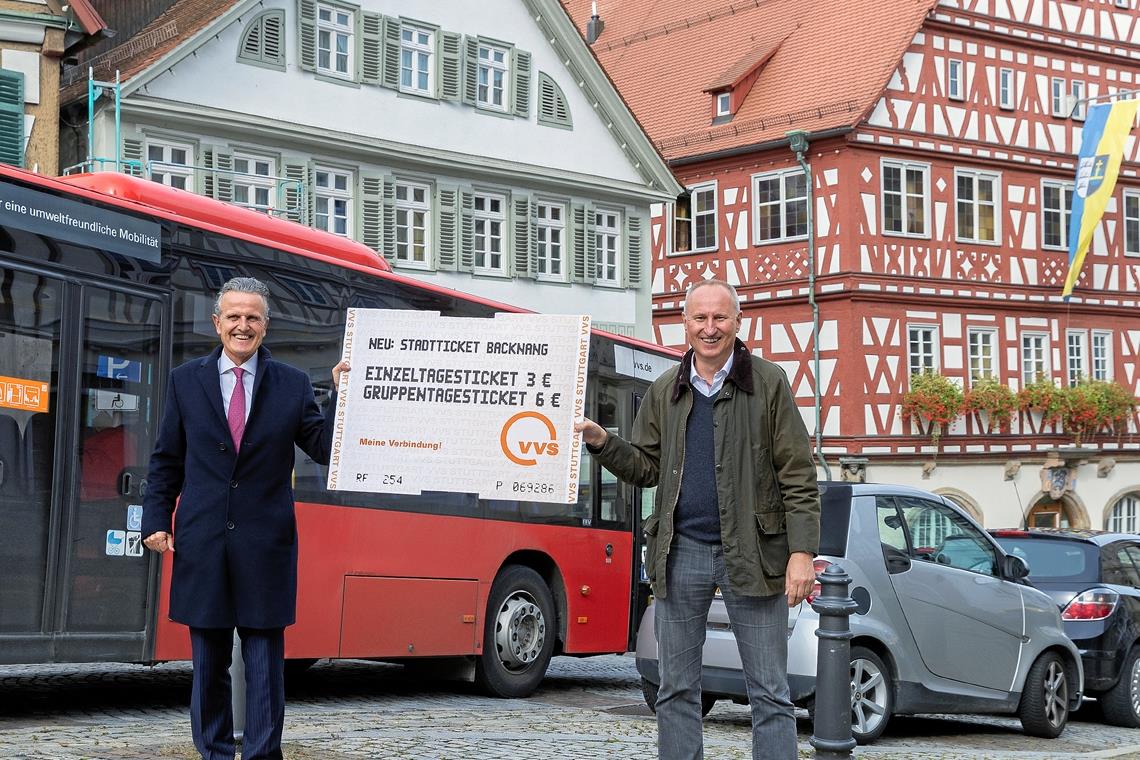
[703,24,795,93]
[61,0,238,104]
[562,0,937,161]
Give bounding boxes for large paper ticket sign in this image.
[328,309,590,504]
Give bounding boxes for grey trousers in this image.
[654,533,797,760]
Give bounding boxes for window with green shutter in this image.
[537,72,572,129]
[463,38,531,119]
[298,0,360,83]
[0,69,25,169]
[237,10,285,71]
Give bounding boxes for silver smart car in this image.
[635,482,1083,744]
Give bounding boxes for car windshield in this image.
[992,537,1098,582]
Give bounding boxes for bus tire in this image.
[283,658,318,684]
[475,565,556,698]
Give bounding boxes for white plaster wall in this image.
[138,0,644,185]
[859,459,1140,529]
[430,272,639,332]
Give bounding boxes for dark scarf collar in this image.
[671,338,754,403]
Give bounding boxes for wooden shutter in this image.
[0,70,24,168]
[437,185,459,271]
[529,200,539,278]
[511,49,532,118]
[201,148,215,197]
[239,15,263,60]
[209,150,233,203]
[238,11,284,69]
[624,213,643,289]
[298,0,317,72]
[458,189,474,272]
[381,16,401,89]
[381,177,397,262]
[283,161,307,224]
[462,37,478,105]
[360,171,384,252]
[361,12,382,84]
[571,203,594,283]
[262,11,285,67]
[121,137,144,176]
[537,72,572,128]
[511,194,532,279]
[439,31,462,101]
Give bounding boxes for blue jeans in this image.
[654,533,796,760]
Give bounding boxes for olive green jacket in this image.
[594,340,820,599]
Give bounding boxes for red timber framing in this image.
[565,0,1140,528]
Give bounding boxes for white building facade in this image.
[64,0,679,337]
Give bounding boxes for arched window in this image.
[1108,494,1140,533]
[537,72,572,129]
[934,489,983,524]
[237,10,285,71]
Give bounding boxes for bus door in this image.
[0,264,165,662]
[629,391,655,645]
[590,377,654,650]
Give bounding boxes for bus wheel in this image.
[476,565,556,698]
[283,658,318,684]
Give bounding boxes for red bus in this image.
[0,164,679,697]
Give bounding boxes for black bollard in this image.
[809,563,858,759]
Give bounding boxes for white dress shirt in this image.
[689,351,735,398]
[218,352,257,424]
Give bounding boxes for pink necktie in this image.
[228,367,246,451]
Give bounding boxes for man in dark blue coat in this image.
[142,277,348,760]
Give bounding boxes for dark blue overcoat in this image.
[142,345,334,629]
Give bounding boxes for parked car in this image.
[635,482,1083,744]
[990,528,1140,727]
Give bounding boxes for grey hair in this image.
[682,279,740,316]
[213,277,271,318]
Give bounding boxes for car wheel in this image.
[850,646,892,744]
[1100,646,1140,728]
[641,677,659,712]
[640,677,716,717]
[1018,651,1070,738]
[474,565,556,698]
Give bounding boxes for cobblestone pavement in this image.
[1,654,1139,759]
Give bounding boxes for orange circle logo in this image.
[500,411,559,466]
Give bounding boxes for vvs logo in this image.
[500,411,560,466]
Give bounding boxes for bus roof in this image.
[0,165,680,358]
[0,165,390,274]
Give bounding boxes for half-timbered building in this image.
[565,0,1140,530]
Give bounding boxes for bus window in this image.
[595,387,627,526]
[0,269,60,633]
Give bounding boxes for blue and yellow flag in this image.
[1063,99,1139,299]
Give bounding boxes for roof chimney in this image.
[586,2,604,45]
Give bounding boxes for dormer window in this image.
[715,92,731,117]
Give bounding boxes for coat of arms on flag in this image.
[1075,154,1108,198]
[1062,99,1139,299]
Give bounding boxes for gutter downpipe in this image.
[787,130,832,481]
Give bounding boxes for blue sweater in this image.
[675,390,721,543]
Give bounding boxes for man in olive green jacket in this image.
[576,279,819,760]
